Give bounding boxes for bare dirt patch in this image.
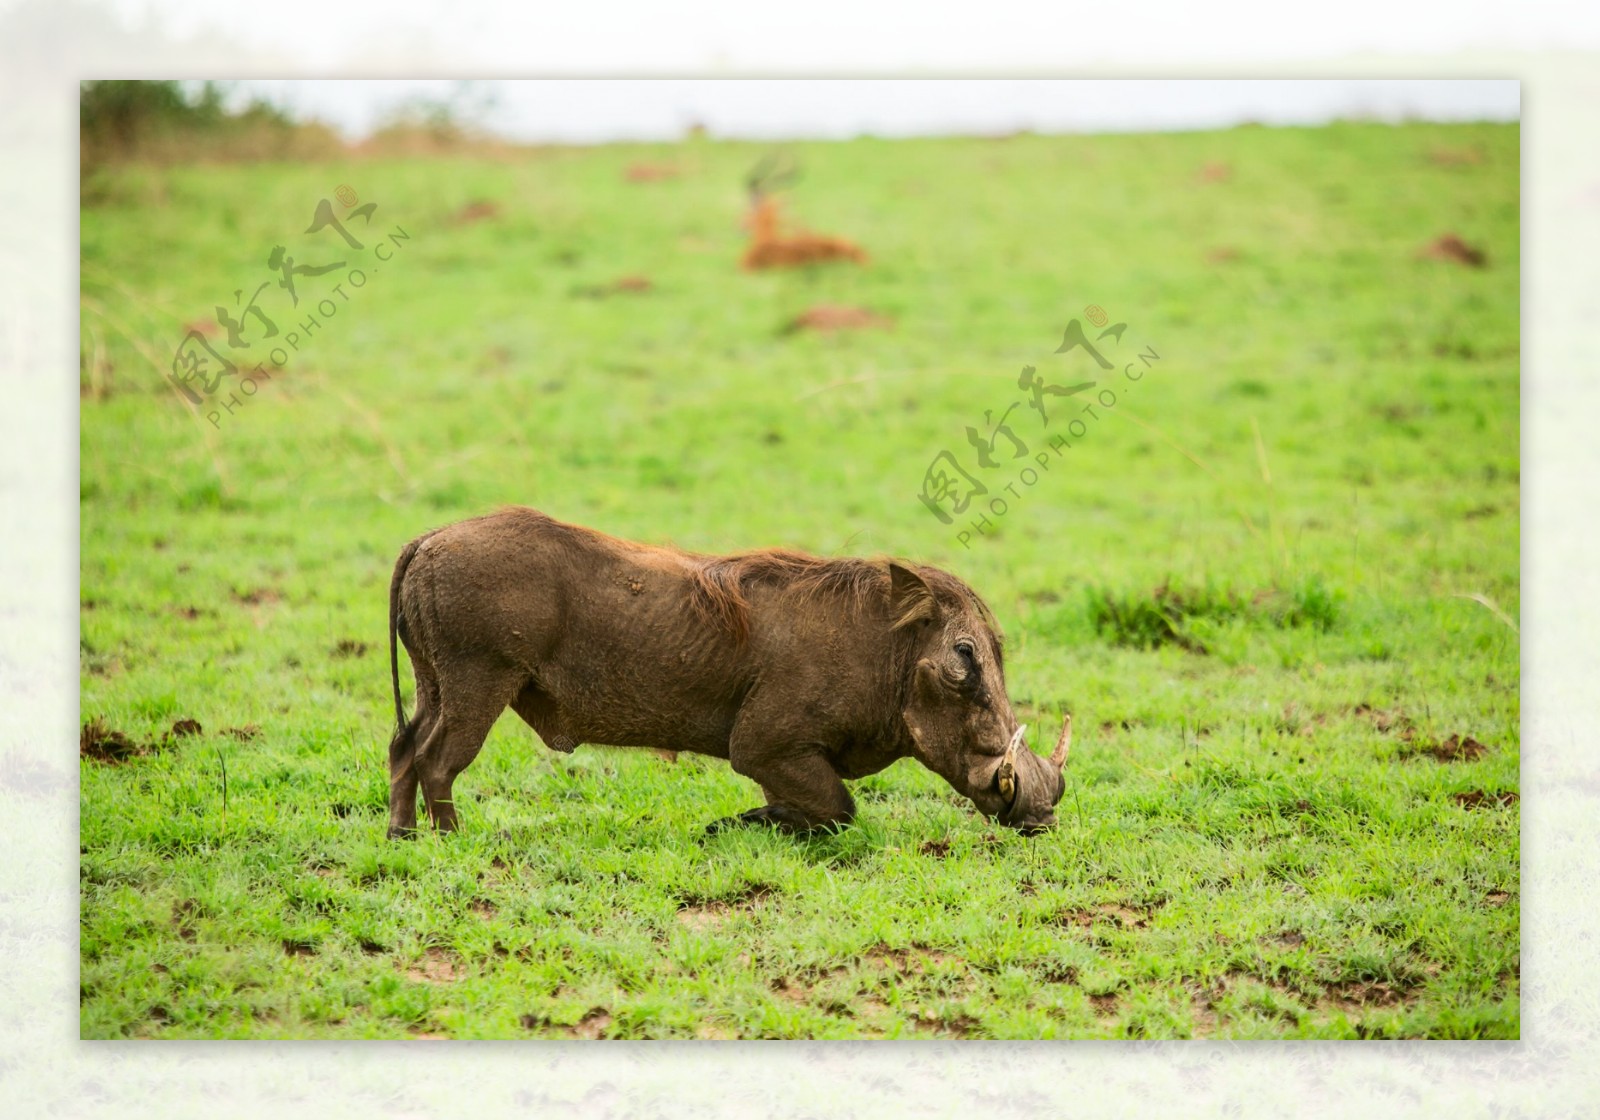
[783,305,892,334]
[522,1007,613,1038]
[232,587,283,606]
[1197,161,1233,184]
[470,899,498,920]
[222,725,261,741]
[624,163,679,183]
[1184,974,1280,1036]
[331,639,369,659]
[171,718,203,737]
[1040,962,1079,984]
[1098,718,1141,735]
[568,1009,613,1039]
[758,961,851,1016]
[281,938,316,957]
[1453,789,1519,810]
[909,1010,980,1038]
[83,648,124,677]
[769,976,811,1006]
[81,717,139,762]
[405,947,463,984]
[1200,970,1310,1025]
[1187,989,1220,1036]
[918,839,952,859]
[676,884,775,930]
[1420,233,1487,268]
[1319,978,1411,1016]
[1056,903,1152,931]
[1428,146,1486,167]
[1353,703,1416,739]
[1406,734,1489,762]
[81,717,168,763]
[171,899,201,942]
[863,943,961,976]
[574,275,654,299]
[449,199,500,225]
[856,994,891,1017]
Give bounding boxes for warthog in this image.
[385,507,1070,840]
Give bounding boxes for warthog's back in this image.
[398,507,752,755]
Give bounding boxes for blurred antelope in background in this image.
[740,152,867,270]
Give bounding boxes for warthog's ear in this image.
[888,562,938,630]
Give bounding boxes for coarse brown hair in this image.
[687,547,1003,653]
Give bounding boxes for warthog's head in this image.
[891,564,1070,834]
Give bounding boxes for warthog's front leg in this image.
[711,743,857,835]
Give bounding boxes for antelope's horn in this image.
[1049,715,1072,770]
[746,152,779,192]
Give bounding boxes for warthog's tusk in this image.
[998,724,1026,802]
[1049,715,1072,770]
[1006,724,1027,759]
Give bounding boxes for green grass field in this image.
[79,121,1519,1039]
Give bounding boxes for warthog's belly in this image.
[510,678,737,760]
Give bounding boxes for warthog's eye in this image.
[954,639,977,672]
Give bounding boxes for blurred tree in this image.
[79,80,323,176]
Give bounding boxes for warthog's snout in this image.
[989,720,1071,835]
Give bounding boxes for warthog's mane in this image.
[686,547,1003,653]
[500,507,1002,653]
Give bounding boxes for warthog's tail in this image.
[388,534,429,732]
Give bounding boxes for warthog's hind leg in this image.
[386,713,433,839]
[387,656,440,840]
[414,665,523,832]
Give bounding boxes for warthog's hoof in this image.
[386,824,420,841]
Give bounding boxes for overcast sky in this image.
[229,79,1520,143]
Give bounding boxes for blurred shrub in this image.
[80,80,341,186]
[1087,576,1340,653]
[1087,580,1247,654]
